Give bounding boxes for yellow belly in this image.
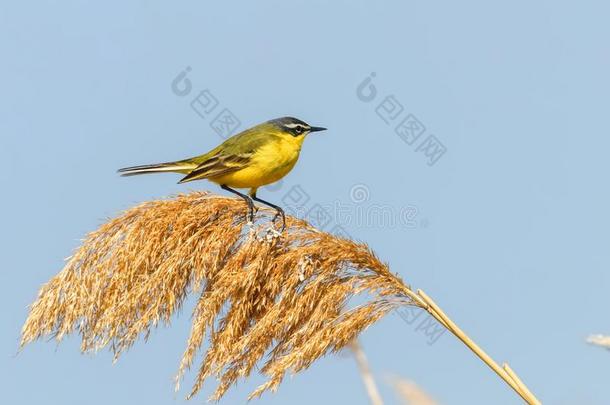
[209,139,301,189]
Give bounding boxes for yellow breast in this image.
[211,134,305,189]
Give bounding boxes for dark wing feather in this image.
[178,152,253,183]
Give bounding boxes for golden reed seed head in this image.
[20,192,421,401]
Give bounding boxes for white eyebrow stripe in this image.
[283,123,308,129]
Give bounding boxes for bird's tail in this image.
[117,159,197,177]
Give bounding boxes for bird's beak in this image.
[309,126,327,133]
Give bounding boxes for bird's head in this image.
[267,117,327,137]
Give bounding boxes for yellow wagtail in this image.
[118,117,327,230]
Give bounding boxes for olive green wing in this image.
[178,129,275,184]
[177,152,252,183]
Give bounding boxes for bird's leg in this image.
[221,184,255,223]
[250,193,286,232]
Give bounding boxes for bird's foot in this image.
[271,211,286,233]
[253,225,283,243]
[264,227,283,242]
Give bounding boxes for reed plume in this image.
[20,192,418,400]
[20,192,540,404]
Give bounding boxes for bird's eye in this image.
[294,126,304,134]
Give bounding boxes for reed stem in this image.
[416,290,540,405]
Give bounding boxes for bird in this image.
[118,116,327,231]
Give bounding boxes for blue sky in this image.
[2,1,610,404]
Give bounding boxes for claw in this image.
[272,211,286,232]
[266,227,283,240]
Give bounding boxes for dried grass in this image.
[20,192,418,401]
[586,334,610,350]
[350,340,384,405]
[21,192,541,404]
[387,375,439,405]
